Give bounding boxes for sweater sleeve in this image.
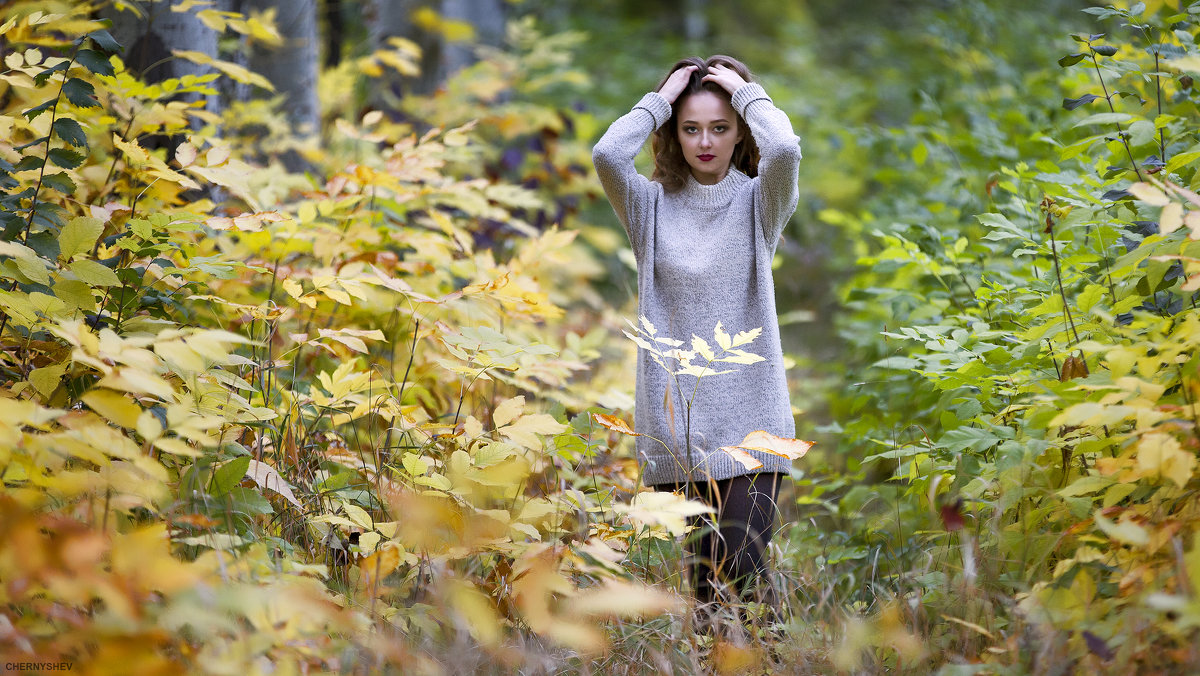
[591,92,672,262]
[731,82,802,253]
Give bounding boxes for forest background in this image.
[3,0,1200,673]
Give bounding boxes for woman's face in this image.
[675,89,742,185]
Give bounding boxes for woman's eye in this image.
[714,126,727,133]
[684,126,697,133]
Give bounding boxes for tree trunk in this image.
[368,0,506,104]
[323,0,344,68]
[440,0,505,81]
[245,0,321,171]
[103,2,221,119]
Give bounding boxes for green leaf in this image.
[33,61,69,86]
[69,258,121,286]
[211,456,251,497]
[1058,53,1087,67]
[41,172,75,195]
[58,217,104,261]
[1071,112,1132,128]
[13,155,46,172]
[88,29,122,55]
[74,49,114,76]
[52,279,96,312]
[52,117,87,148]
[48,148,85,169]
[23,99,55,121]
[29,362,68,399]
[62,77,98,108]
[1127,119,1155,146]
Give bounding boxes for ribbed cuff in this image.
[731,82,771,117]
[634,92,673,129]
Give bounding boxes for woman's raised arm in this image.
[592,66,695,261]
[707,64,802,251]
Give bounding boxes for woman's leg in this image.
[658,473,783,605]
[708,472,782,602]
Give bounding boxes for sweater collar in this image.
[679,166,749,207]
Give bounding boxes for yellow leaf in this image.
[447,579,504,647]
[245,458,303,509]
[718,445,764,471]
[591,412,639,436]
[58,216,104,261]
[493,395,524,428]
[1136,432,1196,488]
[567,579,682,618]
[691,335,715,361]
[620,490,712,536]
[82,388,142,428]
[1162,202,1184,234]
[1094,510,1149,547]
[282,278,304,299]
[500,413,566,449]
[1128,181,1171,207]
[733,430,814,460]
[68,258,120,286]
[172,49,275,91]
[153,437,202,457]
[360,544,401,588]
[29,362,67,399]
[137,409,163,442]
[731,326,762,347]
[714,320,732,351]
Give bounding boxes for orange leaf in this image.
[360,544,401,588]
[734,430,814,460]
[592,412,639,436]
[717,446,763,471]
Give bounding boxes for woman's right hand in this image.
[657,65,697,105]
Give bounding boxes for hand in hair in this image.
[658,65,698,104]
[701,63,748,96]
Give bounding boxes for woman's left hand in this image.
[701,63,748,95]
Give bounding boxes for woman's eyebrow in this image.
[681,118,730,124]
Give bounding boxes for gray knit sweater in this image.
[592,82,802,486]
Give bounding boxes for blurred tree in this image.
[245,0,320,170]
[369,0,507,106]
[102,0,220,119]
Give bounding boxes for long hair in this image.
[651,55,760,193]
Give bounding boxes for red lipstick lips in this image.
[698,154,715,161]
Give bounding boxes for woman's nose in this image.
[699,133,712,148]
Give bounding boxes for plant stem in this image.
[1046,214,1081,345]
[1089,47,1144,182]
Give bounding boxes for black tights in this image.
[656,472,782,605]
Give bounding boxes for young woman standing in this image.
[592,55,802,615]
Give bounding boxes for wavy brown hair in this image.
[651,55,760,193]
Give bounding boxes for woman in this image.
[592,55,801,614]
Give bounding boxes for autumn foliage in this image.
[6,0,1200,675]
